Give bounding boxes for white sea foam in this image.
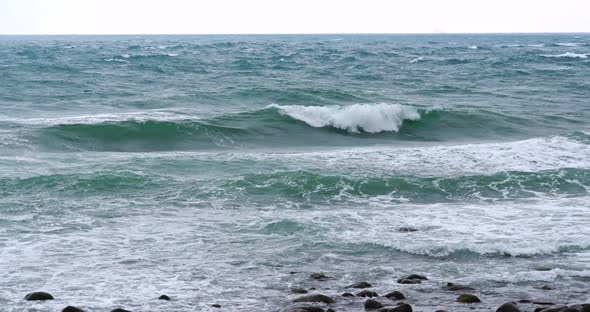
[556,42,580,47]
[410,56,423,63]
[468,45,478,49]
[268,103,421,133]
[541,52,588,59]
[0,111,190,126]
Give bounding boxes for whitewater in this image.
[1,34,590,312]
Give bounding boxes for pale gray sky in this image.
[1,0,589,35]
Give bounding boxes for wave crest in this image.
[267,103,421,133]
[540,52,588,59]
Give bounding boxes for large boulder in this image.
[158,294,171,300]
[293,294,335,304]
[378,303,413,312]
[497,302,521,312]
[456,294,481,303]
[365,299,384,310]
[384,291,405,300]
[348,281,372,288]
[62,307,85,312]
[24,291,54,301]
[397,274,427,284]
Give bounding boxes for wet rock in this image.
[342,292,355,297]
[24,291,54,301]
[533,302,556,306]
[326,309,335,312]
[435,310,447,312]
[62,307,85,312]
[291,287,309,294]
[518,300,532,303]
[357,290,379,298]
[537,306,566,312]
[378,303,413,312]
[384,291,405,300]
[285,307,325,312]
[541,285,553,290]
[446,282,474,291]
[398,227,418,232]
[582,304,590,312]
[561,309,580,312]
[158,295,171,300]
[111,309,132,312]
[497,302,521,312]
[365,299,384,310]
[310,273,330,280]
[348,281,372,288]
[211,304,221,308]
[397,274,427,284]
[293,294,335,304]
[456,294,481,303]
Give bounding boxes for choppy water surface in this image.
[0,34,589,311]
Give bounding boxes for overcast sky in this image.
[1,0,589,35]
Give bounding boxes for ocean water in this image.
[0,34,589,311]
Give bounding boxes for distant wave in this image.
[540,52,588,59]
[1,104,576,152]
[268,103,421,133]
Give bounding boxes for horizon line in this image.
[1,31,589,36]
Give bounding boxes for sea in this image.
[0,34,589,312]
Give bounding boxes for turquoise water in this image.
[1,34,590,311]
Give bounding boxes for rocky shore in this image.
[19,272,590,312]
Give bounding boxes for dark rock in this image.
[581,304,590,312]
[326,309,335,312]
[398,227,418,232]
[397,274,427,281]
[378,303,413,312]
[348,281,372,288]
[24,291,54,301]
[446,282,474,291]
[536,306,566,312]
[456,294,481,303]
[384,291,405,300]
[158,295,171,300]
[533,302,556,306]
[310,273,330,280]
[435,310,447,312]
[497,302,521,312]
[397,274,427,284]
[357,290,379,298]
[211,304,221,308]
[365,299,384,310]
[534,309,545,312]
[284,307,324,312]
[111,309,132,312]
[291,287,309,294]
[62,307,85,312]
[560,309,579,312]
[293,294,335,304]
[541,285,553,290]
[342,292,355,297]
[518,300,532,303]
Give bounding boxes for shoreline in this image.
[17,272,590,312]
